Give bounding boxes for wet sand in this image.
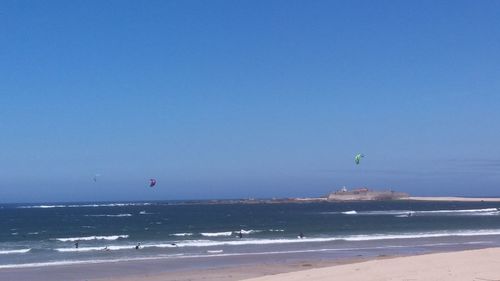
[0,257,366,281]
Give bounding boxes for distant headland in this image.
[326,187,408,201]
[175,187,500,205]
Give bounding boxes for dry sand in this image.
[80,248,500,281]
[244,247,500,281]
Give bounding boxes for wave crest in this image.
[55,235,129,242]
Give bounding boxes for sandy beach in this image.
[3,247,500,281]
[244,247,500,281]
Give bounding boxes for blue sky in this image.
[1,1,499,202]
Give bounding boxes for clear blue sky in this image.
[1,1,499,203]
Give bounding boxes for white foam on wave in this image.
[395,214,411,218]
[417,208,499,214]
[17,203,153,209]
[85,214,132,217]
[56,245,135,252]
[177,229,500,247]
[139,211,154,215]
[170,233,194,237]
[55,229,500,252]
[337,208,499,216]
[0,255,179,269]
[74,229,500,252]
[200,230,261,237]
[19,240,494,269]
[200,232,233,237]
[55,235,129,242]
[16,204,69,209]
[0,249,30,255]
[207,250,223,254]
[238,229,262,235]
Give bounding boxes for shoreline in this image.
[244,247,500,281]
[405,196,500,202]
[7,196,500,207]
[0,244,497,281]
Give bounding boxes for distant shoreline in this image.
[5,196,500,206]
[404,196,500,202]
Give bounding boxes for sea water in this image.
[1,200,500,269]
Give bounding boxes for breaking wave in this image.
[0,249,31,255]
[85,214,132,217]
[239,229,262,235]
[339,208,500,216]
[170,233,194,237]
[200,232,233,237]
[55,235,129,242]
[17,203,152,209]
[53,229,500,252]
[1,241,489,269]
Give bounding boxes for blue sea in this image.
[2,200,500,269]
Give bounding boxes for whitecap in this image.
[18,203,153,209]
[238,229,262,235]
[170,233,194,237]
[207,250,223,254]
[0,249,30,254]
[200,232,232,237]
[54,235,129,242]
[85,214,132,217]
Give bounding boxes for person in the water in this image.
[299,232,304,239]
[135,243,141,250]
[238,231,243,239]
[74,241,79,249]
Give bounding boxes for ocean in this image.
[2,200,500,269]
